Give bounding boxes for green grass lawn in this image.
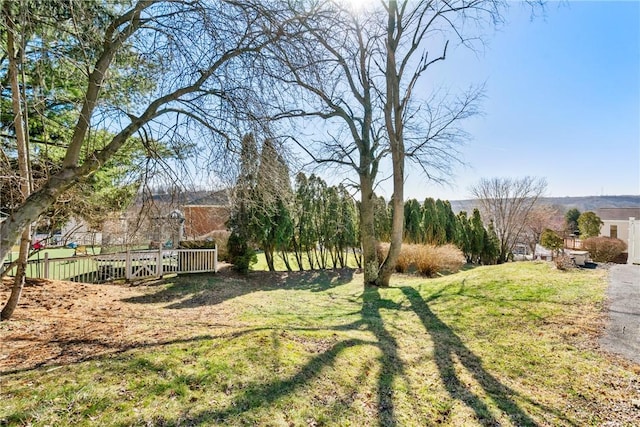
[1,262,638,426]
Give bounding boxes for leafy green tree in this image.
[540,229,564,258]
[578,212,603,239]
[337,185,360,268]
[291,173,317,270]
[308,175,329,269]
[564,208,581,235]
[433,199,448,245]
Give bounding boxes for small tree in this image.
[578,212,603,239]
[227,134,259,273]
[480,220,500,265]
[404,199,423,244]
[469,208,486,264]
[564,208,581,235]
[540,228,563,259]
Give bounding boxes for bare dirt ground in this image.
[0,269,245,374]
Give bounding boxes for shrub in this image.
[582,236,627,263]
[554,254,576,271]
[377,243,465,277]
[227,232,256,273]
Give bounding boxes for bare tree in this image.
[523,204,563,255]
[470,176,547,263]
[0,0,281,319]
[260,0,506,286]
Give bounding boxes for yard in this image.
[1,262,638,426]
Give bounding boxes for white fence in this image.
[629,217,640,265]
[2,248,217,284]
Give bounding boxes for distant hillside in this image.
[449,195,640,214]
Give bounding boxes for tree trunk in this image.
[377,0,404,287]
[377,149,404,286]
[2,2,32,320]
[264,245,275,271]
[2,232,29,320]
[360,173,379,286]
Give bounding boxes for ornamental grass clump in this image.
[377,243,465,277]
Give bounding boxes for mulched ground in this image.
[0,269,243,373]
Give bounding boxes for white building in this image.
[596,208,640,265]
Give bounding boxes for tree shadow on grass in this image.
[159,287,405,426]
[132,284,548,426]
[401,286,547,427]
[360,287,405,427]
[142,337,374,427]
[121,267,355,309]
[1,328,273,376]
[22,271,564,426]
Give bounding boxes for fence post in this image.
[43,252,49,279]
[158,246,163,278]
[629,217,637,265]
[214,245,218,273]
[126,250,132,280]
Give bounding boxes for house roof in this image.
[596,207,640,221]
[139,189,230,206]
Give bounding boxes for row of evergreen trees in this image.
[227,135,500,272]
[375,197,500,265]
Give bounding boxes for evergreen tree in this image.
[443,200,459,244]
[404,199,422,244]
[227,134,259,273]
[433,199,448,245]
[564,208,581,235]
[338,185,360,268]
[456,211,472,262]
[422,198,437,244]
[373,196,392,242]
[252,139,293,271]
[469,208,486,264]
[481,220,500,265]
[578,211,603,239]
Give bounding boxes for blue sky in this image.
[395,1,640,201]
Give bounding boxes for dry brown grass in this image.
[378,242,466,276]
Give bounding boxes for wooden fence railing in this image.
[2,247,217,284]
